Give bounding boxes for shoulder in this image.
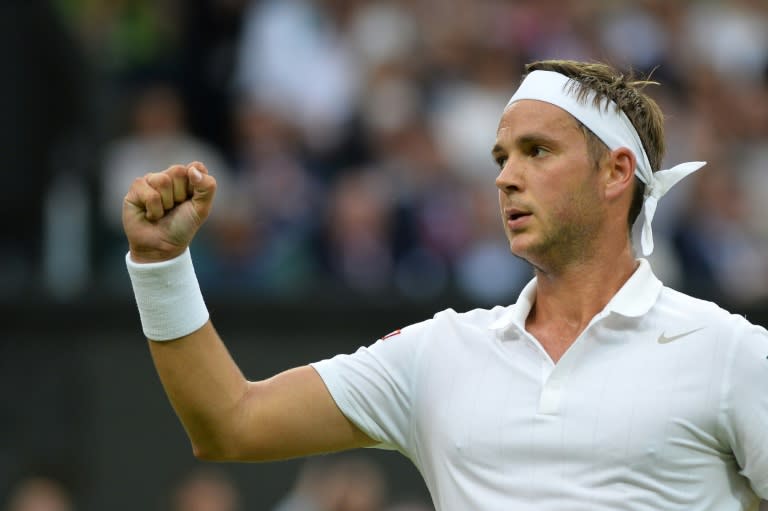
[656,286,768,341]
[428,305,509,334]
[658,285,741,323]
[373,306,506,353]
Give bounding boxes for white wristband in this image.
[125,248,209,341]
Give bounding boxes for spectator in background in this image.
[454,182,529,304]
[168,467,241,511]
[194,99,319,295]
[681,0,768,84]
[3,476,74,511]
[671,159,768,306]
[597,0,677,77]
[234,0,360,155]
[428,45,518,184]
[99,81,232,283]
[321,170,396,295]
[272,455,387,511]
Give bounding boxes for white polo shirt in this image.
[311,260,768,511]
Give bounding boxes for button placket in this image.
[535,312,609,415]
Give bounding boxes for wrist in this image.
[128,246,187,264]
[125,248,209,341]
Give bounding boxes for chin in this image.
[507,235,535,259]
[508,234,555,268]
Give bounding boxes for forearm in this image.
[148,321,250,459]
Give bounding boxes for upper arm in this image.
[222,365,376,462]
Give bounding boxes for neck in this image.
[527,241,638,334]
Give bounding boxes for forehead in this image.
[496,99,581,141]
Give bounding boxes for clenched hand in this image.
[123,161,217,263]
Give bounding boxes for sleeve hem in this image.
[310,360,392,449]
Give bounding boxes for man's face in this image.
[493,99,606,270]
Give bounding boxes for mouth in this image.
[505,207,531,220]
[505,208,532,229]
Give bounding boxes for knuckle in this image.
[146,172,172,189]
[146,189,162,204]
[156,173,172,187]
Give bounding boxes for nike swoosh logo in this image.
[658,327,705,344]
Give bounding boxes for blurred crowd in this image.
[4,0,768,307]
[2,456,434,511]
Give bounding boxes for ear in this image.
[603,147,636,201]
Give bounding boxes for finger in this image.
[187,161,209,175]
[128,176,165,221]
[188,168,218,223]
[159,164,192,204]
[185,162,208,194]
[146,172,175,210]
[188,166,217,195]
[188,165,204,187]
[172,172,188,203]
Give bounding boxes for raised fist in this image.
[123,161,217,263]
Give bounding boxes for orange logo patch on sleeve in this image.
[381,329,402,340]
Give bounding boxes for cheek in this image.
[546,181,596,223]
[562,183,602,222]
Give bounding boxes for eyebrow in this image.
[491,132,560,158]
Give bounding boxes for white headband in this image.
[506,70,706,256]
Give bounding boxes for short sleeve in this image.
[310,319,430,454]
[721,320,768,499]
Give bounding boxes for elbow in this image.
[190,438,240,462]
[191,443,219,461]
[192,444,234,462]
[191,435,274,463]
[189,384,260,462]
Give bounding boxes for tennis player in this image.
[123,60,768,510]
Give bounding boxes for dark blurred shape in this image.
[0,1,86,296]
[177,0,249,156]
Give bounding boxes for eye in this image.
[495,155,508,169]
[529,145,548,158]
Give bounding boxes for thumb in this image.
[187,166,217,220]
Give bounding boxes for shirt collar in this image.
[488,259,662,332]
[488,277,537,332]
[603,258,662,317]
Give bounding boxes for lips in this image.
[505,207,531,219]
[505,207,532,229]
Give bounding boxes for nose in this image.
[495,159,522,194]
